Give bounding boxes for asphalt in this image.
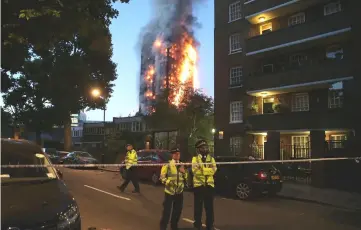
[62,168,361,230]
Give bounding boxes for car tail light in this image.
[258,171,268,180]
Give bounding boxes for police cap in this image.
[195,139,208,148]
[170,148,180,154]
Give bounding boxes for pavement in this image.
[99,167,361,211]
[63,168,361,230]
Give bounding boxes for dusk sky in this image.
[86,0,214,121]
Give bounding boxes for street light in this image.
[91,88,106,163]
[211,129,216,134]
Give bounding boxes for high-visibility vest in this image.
[191,154,217,188]
[160,159,188,195]
[125,149,138,170]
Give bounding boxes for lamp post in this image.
[91,88,106,163]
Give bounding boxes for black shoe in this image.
[132,190,140,193]
[193,222,201,230]
[117,186,125,192]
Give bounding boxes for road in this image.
[62,168,361,230]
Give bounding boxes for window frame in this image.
[324,1,341,16]
[328,89,343,109]
[229,33,242,54]
[229,66,243,87]
[260,23,272,35]
[229,1,242,22]
[230,136,243,156]
[230,101,243,123]
[291,93,309,112]
[288,12,306,26]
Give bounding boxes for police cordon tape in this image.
[1,157,360,168]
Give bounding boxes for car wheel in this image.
[151,172,159,185]
[236,182,252,200]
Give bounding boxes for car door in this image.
[137,151,151,179]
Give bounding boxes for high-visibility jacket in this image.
[160,159,188,195]
[125,149,138,170]
[192,154,217,188]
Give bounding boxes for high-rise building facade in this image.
[214,0,361,159]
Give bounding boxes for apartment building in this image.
[214,0,361,159]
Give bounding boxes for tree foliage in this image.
[145,88,214,143]
[2,0,132,145]
[2,59,58,143]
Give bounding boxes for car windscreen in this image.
[1,148,57,181]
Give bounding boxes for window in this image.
[229,66,243,87]
[324,1,341,16]
[330,134,346,148]
[230,136,243,156]
[229,1,242,22]
[131,121,141,132]
[326,45,343,60]
[291,136,310,158]
[229,34,242,54]
[218,131,224,140]
[262,64,273,73]
[260,23,272,35]
[230,101,243,123]
[288,12,305,26]
[290,53,307,65]
[328,90,343,108]
[291,93,309,112]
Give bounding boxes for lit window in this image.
[229,33,242,54]
[260,23,272,35]
[229,1,242,22]
[218,131,224,140]
[291,136,310,158]
[291,93,309,112]
[330,134,346,148]
[230,136,243,156]
[229,66,243,87]
[328,90,343,108]
[324,1,341,15]
[288,12,305,26]
[230,101,243,123]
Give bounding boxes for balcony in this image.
[244,0,329,24]
[246,59,352,91]
[246,11,351,56]
[246,108,350,131]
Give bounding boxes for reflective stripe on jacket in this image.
[125,149,138,170]
[191,154,217,188]
[160,159,188,195]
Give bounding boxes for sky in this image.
[86,0,214,121]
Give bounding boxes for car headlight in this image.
[57,203,80,229]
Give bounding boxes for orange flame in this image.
[143,33,199,111]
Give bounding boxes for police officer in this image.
[118,144,140,193]
[160,148,188,230]
[192,140,217,230]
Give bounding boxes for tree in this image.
[1,0,131,92]
[145,88,214,146]
[2,59,58,144]
[2,0,133,150]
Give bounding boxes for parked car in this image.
[60,151,98,169]
[1,138,81,229]
[187,156,283,200]
[43,148,70,164]
[120,149,172,185]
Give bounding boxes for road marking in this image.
[84,185,131,201]
[182,218,220,230]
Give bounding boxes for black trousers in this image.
[160,193,183,230]
[119,167,140,192]
[193,186,214,230]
